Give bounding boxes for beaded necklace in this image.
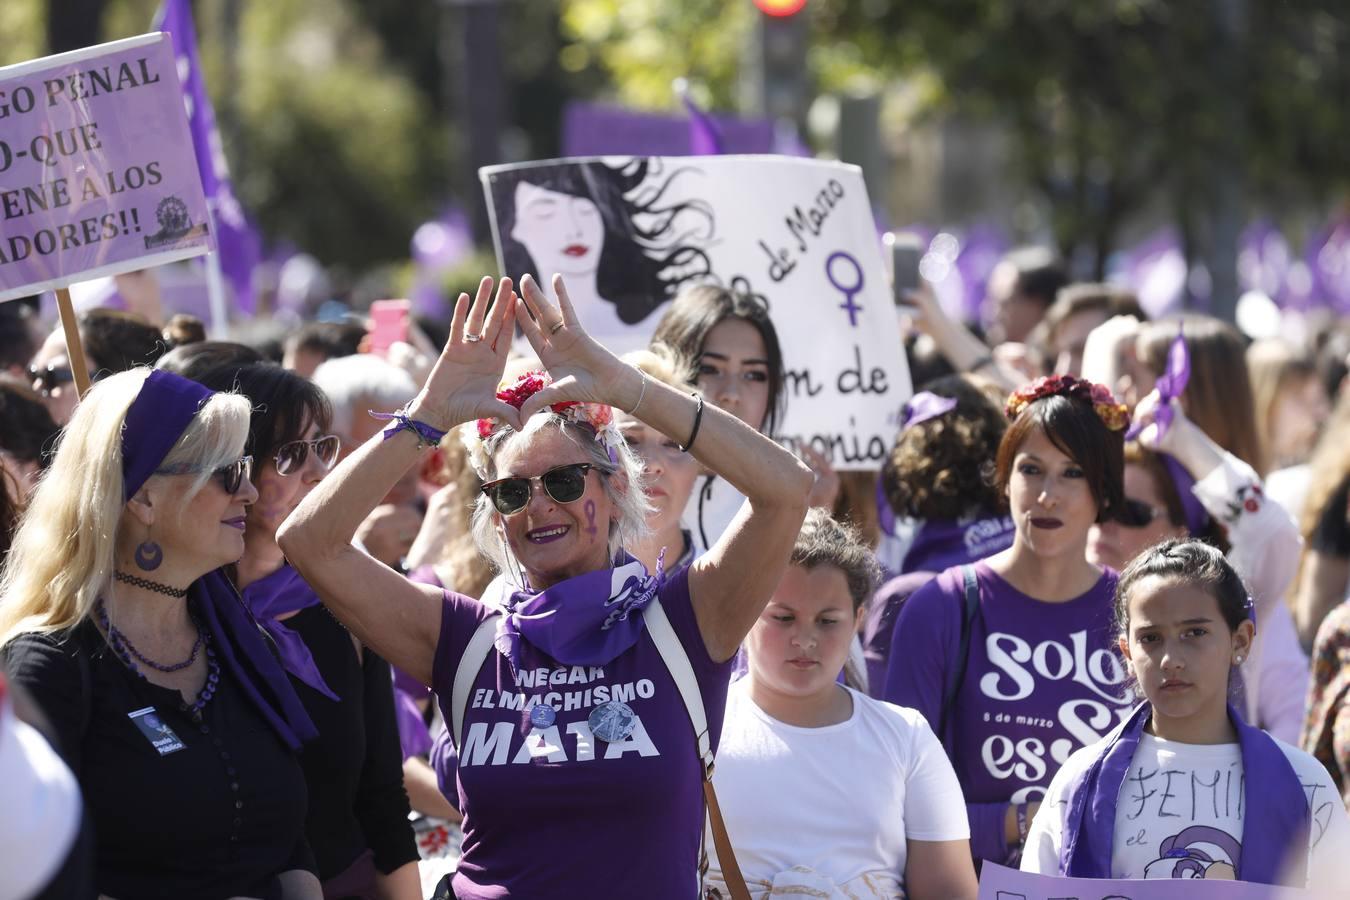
[96,600,220,722]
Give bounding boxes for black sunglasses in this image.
[29,363,74,394]
[1115,497,1164,529]
[155,455,253,494]
[274,434,340,476]
[480,463,602,516]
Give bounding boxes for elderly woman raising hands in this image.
[279,274,812,900]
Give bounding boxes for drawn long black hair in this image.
[488,158,715,325]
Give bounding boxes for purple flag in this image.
[156,0,261,314]
[560,101,776,157]
[681,92,725,155]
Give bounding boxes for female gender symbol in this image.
[825,251,865,327]
[583,499,598,539]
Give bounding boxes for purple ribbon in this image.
[240,564,339,701]
[1061,702,1308,885]
[491,551,665,672]
[1158,453,1211,537]
[901,391,959,430]
[1127,328,1190,441]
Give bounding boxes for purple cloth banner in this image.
[561,101,777,157]
[978,863,1312,899]
[681,93,725,156]
[0,33,212,303]
[156,0,261,314]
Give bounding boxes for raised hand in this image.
[410,276,521,432]
[515,274,633,418]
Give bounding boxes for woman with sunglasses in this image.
[1087,390,1309,744]
[278,275,813,899]
[882,375,1135,870]
[0,368,322,900]
[193,362,421,900]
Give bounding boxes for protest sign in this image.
[0,32,212,304]
[481,156,911,470]
[978,864,1313,900]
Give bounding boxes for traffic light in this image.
[753,0,809,126]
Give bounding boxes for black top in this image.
[1311,476,1350,557]
[2,614,312,900]
[286,604,417,881]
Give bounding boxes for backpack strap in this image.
[643,599,751,900]
[937,564,981,740]
[450,613,499,751]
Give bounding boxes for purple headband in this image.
[901,391,959,430]
[122,369,217,501]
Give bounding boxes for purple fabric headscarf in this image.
[122,369,215,500]
[240,565,338,701]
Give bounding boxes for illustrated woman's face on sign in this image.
[510,182,605,279]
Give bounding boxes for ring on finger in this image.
[549,321,565,335]
[464,333,484,343]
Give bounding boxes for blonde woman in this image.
[0,369,321,900]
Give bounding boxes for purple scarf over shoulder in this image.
[121,370,317,750]
[1061,701,1310,885]
[489,552,665,671]
[240,564,339,701]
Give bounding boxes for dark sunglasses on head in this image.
[29,363,74,394]
[1115,497,1165,529]
[273,434,341,476]
[480,462,602,516]
[156,455,253,494]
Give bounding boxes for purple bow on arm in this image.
[1127,328,1189,441]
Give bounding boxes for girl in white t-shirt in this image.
[1023,539,1350,888]
[706,510,976,900]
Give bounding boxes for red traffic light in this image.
[754,0,807,17]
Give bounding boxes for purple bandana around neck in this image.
[193,570,318,750]
[240,564,339,701]
[489,551,665,672]
[1060,701,1309,885]
[1127,329,1190,441]
[122,369,217,500]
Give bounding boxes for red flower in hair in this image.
[475,371,615,440]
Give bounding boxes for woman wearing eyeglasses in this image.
[278,275,813,899]
[1087,390,1309,744]
[193,363,421,900]
[0,368,322,900]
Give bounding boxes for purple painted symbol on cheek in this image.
[584,499,598,539]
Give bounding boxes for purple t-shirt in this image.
[881,561,1131,864]
[431,567,732,899]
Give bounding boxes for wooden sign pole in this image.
[54,286,93,398]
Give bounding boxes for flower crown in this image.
[1004,374,1131,433]
[464,370,621,474]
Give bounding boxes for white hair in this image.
[311,354,417,436]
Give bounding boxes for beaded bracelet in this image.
[369,405,447,449]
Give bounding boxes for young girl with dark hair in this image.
[882,374,1133,867]
[1023,540,1350,887]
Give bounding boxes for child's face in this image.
[746,564,861,700]
[1117,576,1253,727]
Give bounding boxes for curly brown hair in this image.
[881,375,1008,521]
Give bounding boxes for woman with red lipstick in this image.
[1,369,321,899]
[279,274,813,900]
[882,374,1134,869]
[707,510,977,900]
[1023,540,1350,887]
[192,363,420,900]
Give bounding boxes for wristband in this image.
[369,405,447,449]
[627,372,649,416]
[679,392,704,453]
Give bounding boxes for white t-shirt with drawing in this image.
[1023,731,1350,888]
[706,682,969,898]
